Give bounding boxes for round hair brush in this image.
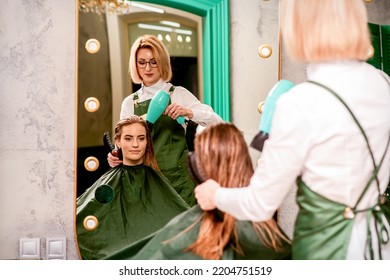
[186,152,223,222]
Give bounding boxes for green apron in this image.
[76,164,190,260]
[105,205,292,260]
[293,81,390,259]
[133,90,196,206]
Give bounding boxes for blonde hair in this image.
[184,123,290,260]
[281,0,371,62]
[114,116,159,171]
[129,34,172,84]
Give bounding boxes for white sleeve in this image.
[215,92,313,221]
[120,95,135,120]
[171,86,223,125]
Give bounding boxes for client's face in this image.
[116,123,147,166]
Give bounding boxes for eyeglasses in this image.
[137,59,158,69]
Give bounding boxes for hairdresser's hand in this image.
[107,152,122,168]
[194,179,220,211]
[165,103,193,120]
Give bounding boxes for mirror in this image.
[77,0,230,197]
[76,0,230,259]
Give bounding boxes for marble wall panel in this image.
[0,0,78,259]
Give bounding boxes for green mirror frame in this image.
[136,0,231,121]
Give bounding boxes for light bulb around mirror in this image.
[258,44,272,59]
[83,215,99,231]
[84,97,100,112]
[367,45,375,58]
[84,156,99,172]
[85,38,101,54]
[257,101,265,114]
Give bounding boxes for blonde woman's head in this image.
[280,0,371,62]
[129,34,172,84]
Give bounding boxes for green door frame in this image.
[136,0,231,121]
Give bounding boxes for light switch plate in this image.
[46,237,66,260]
[19,238,40,260]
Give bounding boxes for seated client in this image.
[76,116,189,259]
[105,122,291,260]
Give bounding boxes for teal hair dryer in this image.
[250,79,294,151]
[146,89,185,125]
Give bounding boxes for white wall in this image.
[230,0,280,163]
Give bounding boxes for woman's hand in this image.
[165,103,193,120]
[194,179,220,210]
[107,152,122,168]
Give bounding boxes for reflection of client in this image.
[76,116,189,260]
[106,123,291,260]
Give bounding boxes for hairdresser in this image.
[108,34,222,206]
[195,0,390,259]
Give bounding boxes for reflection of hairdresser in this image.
[105,123,291,260]
[76,116,189,260]
[108,34,222,206]
[196,0,390,260]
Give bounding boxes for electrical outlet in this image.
[46,237,66,260]
[19,238,40,260]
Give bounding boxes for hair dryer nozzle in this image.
[250,131,269,152]
[258,79,294,134]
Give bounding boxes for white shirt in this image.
[120,79,223,126]
[216,60,390,259]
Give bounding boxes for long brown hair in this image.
[114,116,159,171]
[185,123,290,259]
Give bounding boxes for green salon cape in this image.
[105,205,292,260]
[76,164,190,260]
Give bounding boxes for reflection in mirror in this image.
[94,184,115,204]
[77,3,202,197]
[83,215,99,231]
[76,116,191,259]
[76,0,230,259]
[85,38,101,53]
[84,97,100,112]
[77,0,230,198]
[83,156,99,172]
